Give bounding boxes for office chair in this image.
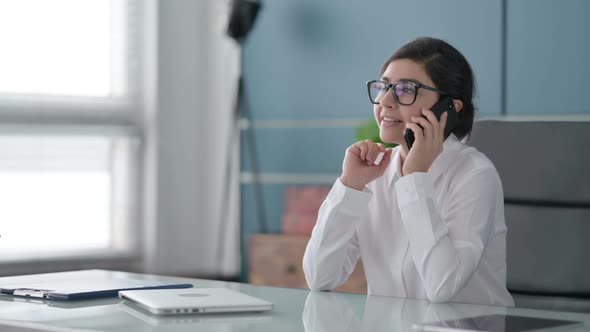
[469,119,590,312]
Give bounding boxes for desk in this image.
[0,270,589,332]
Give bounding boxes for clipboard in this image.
[0,269,193,301]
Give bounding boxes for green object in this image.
[355,119,397,148]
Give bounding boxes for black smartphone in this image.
[403,95,458,150]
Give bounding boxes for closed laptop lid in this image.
[118,300,273,326]
[119,288,273,315]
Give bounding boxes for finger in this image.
[365,142,382,165]
[373,143,388,165]
[347,144,362,158]
[358,141,369,160]
[422,109,441,141]
[377,148,394,168]
[411,116,432,140]
[406,123,424,144]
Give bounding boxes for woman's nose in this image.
[379,88,398,109]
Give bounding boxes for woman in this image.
[303,37,514,306]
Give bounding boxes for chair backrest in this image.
[468,119,590,312]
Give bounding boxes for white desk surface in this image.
[0,270,589,332]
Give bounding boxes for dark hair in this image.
[381,37,476,140]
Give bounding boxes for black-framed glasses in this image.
[366,80,448,106]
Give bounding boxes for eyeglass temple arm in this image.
[419,84,447,96]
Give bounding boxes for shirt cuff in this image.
[327,178,372,216]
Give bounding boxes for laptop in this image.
[118,299,272,325]
[118,288,273,315]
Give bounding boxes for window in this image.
[0,0,143,262]
[0,131,138,260]
[0,0,128,97]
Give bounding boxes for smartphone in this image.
[403,95,458,150]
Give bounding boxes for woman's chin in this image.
[379,133,401,145]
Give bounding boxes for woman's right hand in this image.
[339,140,393,191]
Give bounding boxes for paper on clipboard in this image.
[0,270,193,301]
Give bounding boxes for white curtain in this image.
[142,0,241,277]
[207,0,242,277]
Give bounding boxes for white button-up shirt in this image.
[303,135,514,306]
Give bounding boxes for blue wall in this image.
[239,0,590,279]
[506,0,590,114]
[242,0,503,120]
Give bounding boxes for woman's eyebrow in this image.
[379,77,421,84]
[401,78,420,84]
[396,78,420,83]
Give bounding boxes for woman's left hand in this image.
[402,108,448,176]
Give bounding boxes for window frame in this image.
[0,0,147,274]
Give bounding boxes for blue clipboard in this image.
[0,269,193,301]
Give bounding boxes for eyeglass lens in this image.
[369,81,417,105]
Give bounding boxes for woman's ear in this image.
[453,99,463,112]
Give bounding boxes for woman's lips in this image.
[380,116,404,128]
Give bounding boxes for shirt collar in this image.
[387,134,464,185]
[387,146,403,185]
[428,134,464,181]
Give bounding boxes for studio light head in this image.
[227,0,261,43]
